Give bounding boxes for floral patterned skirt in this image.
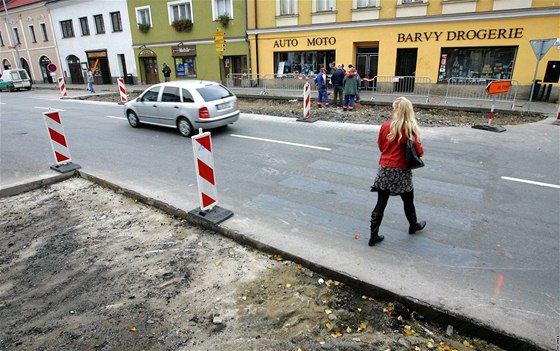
[370,166,413,195]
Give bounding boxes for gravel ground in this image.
[0,178,506,351]
[78,92,547,127]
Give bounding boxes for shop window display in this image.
[438,46,517,83]
[175,57,196,78]
[274,50,335,77]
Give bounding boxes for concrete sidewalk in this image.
[32,81,559,116]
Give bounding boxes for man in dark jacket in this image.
[330,64,345,107]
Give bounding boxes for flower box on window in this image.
[138,23,150,33]
[172,19,193,32]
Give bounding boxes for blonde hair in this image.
[387,97,421,142]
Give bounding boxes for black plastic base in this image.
[50,162,81,173]
[297,117,318,123]
[188,205,233,225]
[472,124,506,133]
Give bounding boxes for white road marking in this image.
[501,176,560,189]
[34,106,65,111]
[230,134,331,151]
[106,115,126,120]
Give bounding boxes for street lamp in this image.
[2,0,22,68]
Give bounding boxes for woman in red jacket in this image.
[369,97,426,246]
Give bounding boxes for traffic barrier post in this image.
[42,110,81,173]
[297,81,317,123]
[188,129,233,224]
[118,77,127,103]
[57,77,68,97]
[472,81,508,133]
[553,106,560,126]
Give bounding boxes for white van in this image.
[0,69,32,92]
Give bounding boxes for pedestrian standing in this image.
[315,67,329,108]
[162,62,171,82]
[368,97,426,246]
[342,68,358,112]
[348,64,361,104]
[330,64,345,108]
[86,68,95,93]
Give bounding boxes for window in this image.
[437,46,518,83]
[169,1,193,22]
[181,88,194,103]
[357,0,376,8]
[29,25,37,43]
[13,28,20,44]
[79,17,90,36]
[110,12,123,32]
[60,20,74,38]
[197,85,233,102]
[213,0,233,19]
[162,86,181,102]
[274,50,336,76]
[279,0,297,15]
[40,23,48,41]
[94,15,105,34]
[136,6,151,26]
[174,57,196,78]
[402,0,424,3]
[316,0,334,11]
[142,86,160,102]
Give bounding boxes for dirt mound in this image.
[78,92,547,128]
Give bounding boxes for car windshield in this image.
[196,85,233,102]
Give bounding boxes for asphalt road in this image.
[1,89,559,350]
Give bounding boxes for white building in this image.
[46,0,136,85]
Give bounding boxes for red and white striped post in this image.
[189,129,233,224]
[42,110,81,173]
[297,81,317,123]
[118,77,127,103]
[57,77,68,97]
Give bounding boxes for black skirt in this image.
[370,166,413,195]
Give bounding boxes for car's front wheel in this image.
[127,110,141,128]
[177,117,194,137]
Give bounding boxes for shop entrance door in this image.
[356,47,378,90]
[143,58,159,85]
[395,48,417,93]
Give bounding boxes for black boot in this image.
[368,212,385,246]
[405,207,426,234]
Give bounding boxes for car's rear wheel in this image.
[127,110,141,128]
[177,117,194,137]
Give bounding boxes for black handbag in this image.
[405,138,424,169]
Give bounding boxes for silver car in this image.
[124,80,239,137]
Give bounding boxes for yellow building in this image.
[247,0,560,98]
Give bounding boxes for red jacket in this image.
[378,120,424,168]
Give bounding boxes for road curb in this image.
[1,170,545,351]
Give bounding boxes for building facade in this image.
[127,0,249,84]
[0,0,61,84]
[46,0,136,85]
[247,0,560,98]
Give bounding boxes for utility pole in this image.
[2,0,22,68]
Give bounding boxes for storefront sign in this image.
[273,36,336,48]
[172,45,197,57]
[398,28,524,43]
[87,51,108,58]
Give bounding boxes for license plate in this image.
[217,102,229,110]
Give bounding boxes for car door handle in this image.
[152,105,157,107]
[174,106,179,109]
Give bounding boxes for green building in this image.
[127,0,249,84]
